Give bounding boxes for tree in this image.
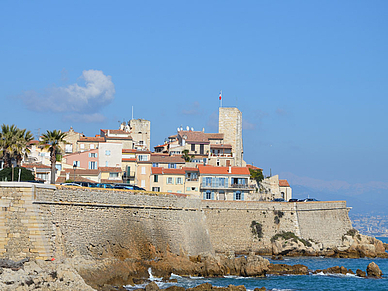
[0,124,33,168]
[0,167,35,182]
[249,168,264,185]
[41,130,67,184]
[181,149,195,162]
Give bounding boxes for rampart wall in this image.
[0,183,353,261]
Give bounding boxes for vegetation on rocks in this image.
[271,231,312,247]
[250,221,263,239]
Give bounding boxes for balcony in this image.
[209,153,233,157]
[201,183,254,190]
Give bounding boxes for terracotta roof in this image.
[22,163,51,169]
[246,164,263,171]
[122,149,137,153]
[182,167,199,172]
[205,133,224,140]
[150,154,185,164]
[210,144,232,149]
[98,167,122,173]
[197,165,250,175]
[151,167,185,175]
[178,131,209,143]
[279,180,290,187]
[28,140,40,145]
[154,144,167,148]
[79,136,105,142]
[122,158,136,162]
[63,169,100,175]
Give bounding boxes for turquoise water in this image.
[126,237,388,291]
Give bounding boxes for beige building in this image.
[121,149,137,184]
[150,167,200,195]
[100,129,133,150]
[77,136,105,152]
[98,142,122,168]
[62,127,84,154]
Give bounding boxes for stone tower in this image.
[128,119,151,150]
[218,107,243,166]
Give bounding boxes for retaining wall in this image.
[0,183,353,260]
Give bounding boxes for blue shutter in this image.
[241,192,244,201]
[88,162,91,169]
[211,192,215,200]
[203,192,206,200]
[233,192,236,200]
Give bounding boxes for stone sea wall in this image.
[202,200,352,254]
[0,183,353,260]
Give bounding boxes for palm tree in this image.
[13,128,34,166]
[0,124,33,168]
[41,130,67,184]
[181,149,195,162]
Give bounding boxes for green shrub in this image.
[271,231,312,247]
[251,221,263,239]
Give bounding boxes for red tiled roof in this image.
[63,169,100,175]
[197,165,250,175]
[182,167,199,172]
[22,163,51,169]
[79,136,105,142]
[98,167,122,173]
[154,144,167,148]
[122,149,137,153]
[150,154,185,164]
[28,140,40,145]
[279,180,290,187]
[246,164,263,171]
[122,158,136,162]
[205,133,224,140]
[178,131,209,143]
[151,167,185,175]
[210,144,232,149]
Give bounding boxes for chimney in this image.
[228,166,231,173]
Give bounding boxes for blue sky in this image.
[1,1,387,210]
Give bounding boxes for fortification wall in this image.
[202,200,352,253]
[0,183,213,261]
[0,183,353,261]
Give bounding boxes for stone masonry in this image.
[0,183,353,261]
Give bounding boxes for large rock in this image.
[366,262,383,278]
[267,263,308,275]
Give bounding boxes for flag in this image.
[219,91,222,100]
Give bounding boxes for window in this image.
[105,150,111,156]
[152,163,159,167]
[89,153,97,158]
[138,155,148,161]
[65,144,73,153]
[216,159,220,166]
[154,175,158,182]
[234,191,244,201]
[90,144,95,149]
[139,141,144,145]
[191,144,195,151]
[203,190,213,200]
[141,180,145,187]
[168,163,176,169]
[80,144,85,149]
[152,187,160,192]
[176,177,183,184]
[105,161,108,167]
[141,167,146,174]
[36,173,48,181]
[109,172,119,179]
[55,164,62,171]
[167,177,173,184]
[73,161,80,167]
[89,161,97,169]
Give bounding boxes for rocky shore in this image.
[0,252,384,291]
[270,229,388,258]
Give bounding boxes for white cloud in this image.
[19,69,115,115]
[62,113,106,123]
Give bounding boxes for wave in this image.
[313,271,361,278]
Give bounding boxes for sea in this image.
[125,237,388,291]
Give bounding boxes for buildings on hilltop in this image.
[15,106,291,201]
